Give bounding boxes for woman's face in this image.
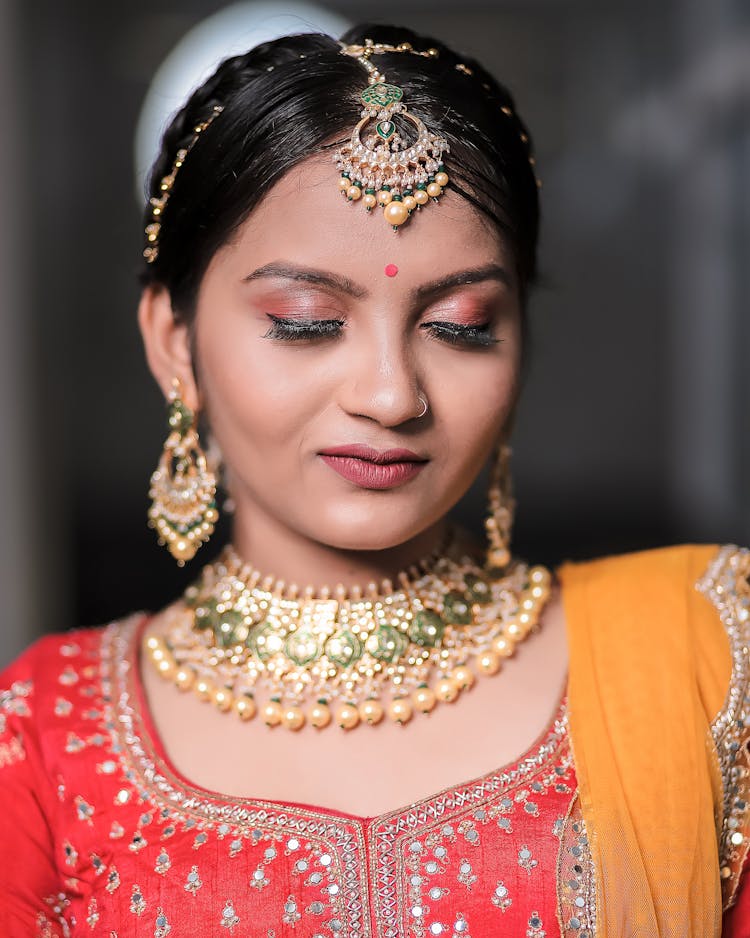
[184,155,522,552]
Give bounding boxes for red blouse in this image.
[1,616,746,936]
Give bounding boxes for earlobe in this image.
[137,285,199,409]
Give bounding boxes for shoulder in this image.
[557,541,727,589]
[557,542,744,648]
[1,626,106,699]
[0,618,144,756]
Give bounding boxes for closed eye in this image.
[262,315,345,340]
[421,321,500,347]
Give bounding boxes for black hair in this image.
[138,23,539,323]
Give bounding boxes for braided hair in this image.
[139,24,539,325]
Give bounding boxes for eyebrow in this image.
[241,261,511,302]
[241,262,367,298]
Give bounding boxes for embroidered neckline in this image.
[104,614,570,828]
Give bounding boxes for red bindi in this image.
[384,264,399,277]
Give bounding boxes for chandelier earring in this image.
[147,378,219,565]
[485,442,515,571]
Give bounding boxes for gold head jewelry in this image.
[144,532,551,732]
[336,40,450,230]
[143,105,224,264]
[147,379,218,564]
[142,41,542,260]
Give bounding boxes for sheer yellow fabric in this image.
[559,544,731,937]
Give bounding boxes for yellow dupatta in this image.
[559,544,749,937]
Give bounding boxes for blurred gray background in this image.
[0,0,747,668]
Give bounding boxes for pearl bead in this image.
[145,635,161,652]
[262,700,283,727]
[403,195,417,211]
[435,677,460,703]
[435,171,449,187]
[426,182,443,198]
[360,699,384,725]
[492,635,515,657]
[452,666,475,690]
[413,686,436,713]
[339,177,350,191]
[337,703,360,730]
[507,621,521,638]
[175,667,195,691]
[363,193,377,209]
[194,678,213,701]
[205,507,219,524]
[388,697,413,725]
[310,702,332,729]
[171,539,193,562]
[234,695,256,721]
[414,189,429,205]
[347,185,362,201]
[384,201,409,226]
[488,547,510,568]
[477,652,502,676]
[282,706,305,731]
[157,658,176,679]
[377,190,392,205]
[212,687,233,712]
[530,566,550,584]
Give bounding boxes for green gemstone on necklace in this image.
[214,609,245,648]
[366,624,408,662]
[442,591,472,625]
[325,630,364,667]
[408,609,445,647]
[463,574,492,604]
[285,628,321,666]
[194,600,219,631]
[247,622,284,661]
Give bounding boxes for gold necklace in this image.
[145,533,552,731]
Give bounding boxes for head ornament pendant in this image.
[335,41,450,229]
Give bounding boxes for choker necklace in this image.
[145,531,552,731]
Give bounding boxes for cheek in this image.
[195,314,324,442]
[429,347,520,440]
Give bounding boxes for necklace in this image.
[145,531,552,731]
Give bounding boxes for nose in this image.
[339,330,423,427]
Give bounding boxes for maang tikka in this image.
[148,379,218,564]
[336,40,450,230]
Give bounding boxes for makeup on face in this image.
[241,263,511,333]
[319,445,428,490]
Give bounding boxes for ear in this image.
[137,285,199,411]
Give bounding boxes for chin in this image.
[308,502,445,554]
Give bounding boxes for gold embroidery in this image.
[697,545,750,909]
[556,794,596,937]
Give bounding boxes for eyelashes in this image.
[424,321,499,347]
[263,315,501,348]
[263,316,343,340]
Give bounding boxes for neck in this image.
[229,503,463,592]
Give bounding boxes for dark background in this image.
[0,0,747,667]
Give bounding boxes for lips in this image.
[319,444,428,490]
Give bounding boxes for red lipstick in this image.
[319,445,428,490]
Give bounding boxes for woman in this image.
[1,22,748,938]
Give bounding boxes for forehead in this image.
[211,153,511,289]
